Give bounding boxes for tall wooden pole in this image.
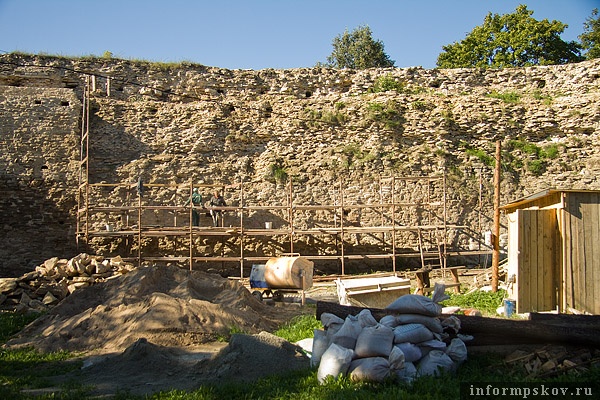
[491,140,501,292]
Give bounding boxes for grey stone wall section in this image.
[1,54,599,276]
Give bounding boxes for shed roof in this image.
[500,188,600,211]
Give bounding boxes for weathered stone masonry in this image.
[1,54,599,277]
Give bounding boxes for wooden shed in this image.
[501,189,600,315]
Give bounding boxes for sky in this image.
[0,0,598,70]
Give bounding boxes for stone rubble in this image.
[0,253,136,314]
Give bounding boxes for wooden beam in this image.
[315,301,600,347]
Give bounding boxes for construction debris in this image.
[504,345,600,378]
[0,253,136,314]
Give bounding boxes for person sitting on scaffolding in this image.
[184,188,204,226]
[209,190,227,227]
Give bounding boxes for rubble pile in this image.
[312,284,469,383]
[504,346,600,378]
[0,253,136,313]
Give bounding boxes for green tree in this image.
[580,8,600,59]
[326,25,395,69]
[437,5,583,68]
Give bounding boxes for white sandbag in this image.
[446,338,468,365]
[348,357,390,382]
[331,315,362,350]
[396,361,418,384]
[388,345,405,371]
[393,323,434,344]
[357,309,378,328]
[296,338,313,355]
[394,342,422,363]
[457,333,474,342]
[417,339,447,357]
[354,324,394,358]
[379,315,398,328]
[311,329,330,368]
[441,315,461,333]
[396,314,443,333]
[386,283,449,316]
[317,343,354,383]
[321,312,344,334]
[417,349,455,377]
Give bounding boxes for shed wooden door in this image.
[514,209,559,313]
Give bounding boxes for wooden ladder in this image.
[418,227,444,271]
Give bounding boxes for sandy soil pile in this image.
[7,264,295,353]
[5,264,311,396]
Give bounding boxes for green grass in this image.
[0,312,40,342]
[486,90,521,103]
[441,289,507,316]
[274,314,322,343]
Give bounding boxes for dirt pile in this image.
[4,263,314,396]
[5,264,293,353]
[70,332,309,396]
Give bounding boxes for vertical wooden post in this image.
[391,177,397,273]
[138,190,142,268]
[288,179,294,255]
[189,181,193,271]
[239,179,245,278]
[492,141,502,292]
[340,177,345,276]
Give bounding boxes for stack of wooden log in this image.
[316,302,600,349]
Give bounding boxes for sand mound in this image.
[194,331,310,384]
[73,333,309,396]
[5,264,289,353]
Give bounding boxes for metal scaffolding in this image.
[75,75,483,278]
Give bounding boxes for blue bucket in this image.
[504,299,516,317]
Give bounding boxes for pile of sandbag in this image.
[311,283,469,384]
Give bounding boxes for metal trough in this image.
[336,275,411,308]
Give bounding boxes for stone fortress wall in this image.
[1,54,599,276]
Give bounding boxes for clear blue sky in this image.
[0,0,597,70]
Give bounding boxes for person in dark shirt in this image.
[184,188,203,226]
[209,190,227,227]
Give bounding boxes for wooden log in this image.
[529,312,600,329]
[315,301,600,348]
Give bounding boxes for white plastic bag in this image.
[393,323,434,344]
[379,315,398,328]
[394,342,422,363]
[388,345,405,371]
[311,329,330,368]
[441,315,461,333]
[357,309,378,328]
[396,314,443,333]
[417,339,447,357]
[354,324,394,358]
[446,338,468,366]
[321,312,344,334]
[331,316,362,350]
[396,361,418,383]
[317,343,354,383]
[386,283,449,316]
[417,349,455,377]
[348,357,390,382]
